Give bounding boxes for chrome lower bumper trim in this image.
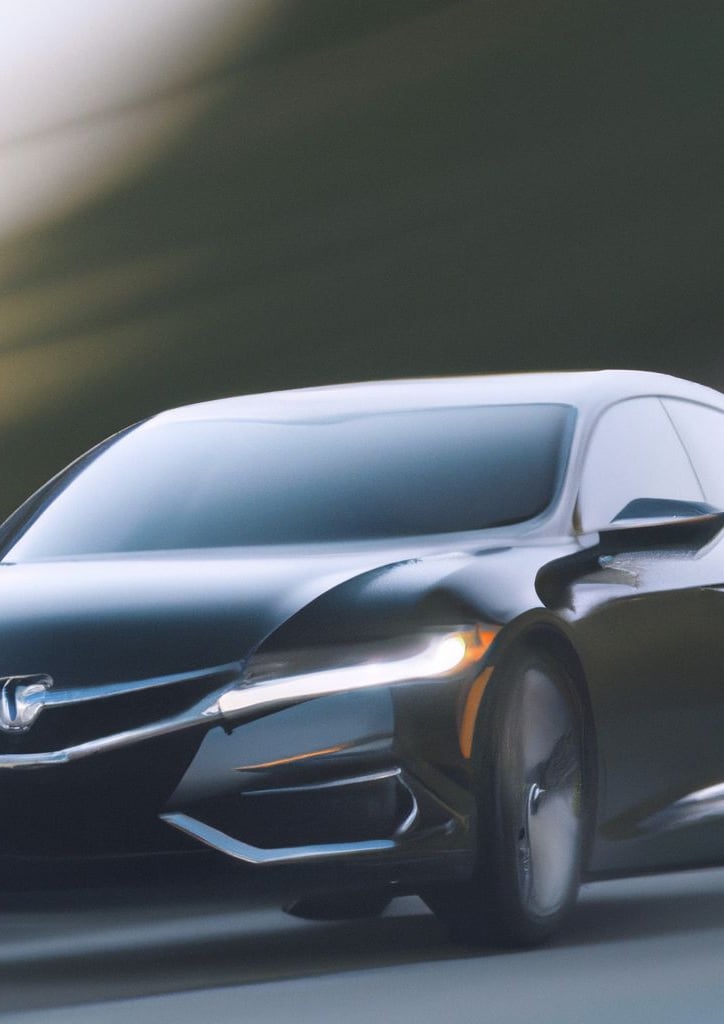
[162,768,423,865]
[160,812,397,865]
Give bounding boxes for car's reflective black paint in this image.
[2,370,724,924]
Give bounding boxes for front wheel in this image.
[426,648,589,947]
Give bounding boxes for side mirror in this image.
[598,496,724,553]
[611,497,721,525]
[540,497,724,609]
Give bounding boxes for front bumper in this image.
[0,652,480,878]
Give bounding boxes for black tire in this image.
[425,647,589,947]
[283,889,393,921]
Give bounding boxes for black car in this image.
[2,369,724,946]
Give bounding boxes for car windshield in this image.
[3,403,574,559]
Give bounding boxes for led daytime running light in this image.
[215,626,495,721]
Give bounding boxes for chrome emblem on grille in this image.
[0,675,53,733]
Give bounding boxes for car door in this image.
[569,396,724,875]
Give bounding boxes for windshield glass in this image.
[3,404,574,559]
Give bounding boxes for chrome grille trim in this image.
[0,662,244,770]
[23,661,244,712]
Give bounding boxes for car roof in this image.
[152,369,724,425]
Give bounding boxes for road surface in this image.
[1,863,724,1022]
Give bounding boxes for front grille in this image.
[0,670,230,755]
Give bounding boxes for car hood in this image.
[0,542,508,688]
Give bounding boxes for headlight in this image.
[209,625,498,722]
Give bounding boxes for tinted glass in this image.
[4,404,574,559]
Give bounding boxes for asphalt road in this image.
[1,864,724,1023]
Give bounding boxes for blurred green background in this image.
[1,0,723,515]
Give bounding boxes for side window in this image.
[578,397,704,531]
[663,400,724,509]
